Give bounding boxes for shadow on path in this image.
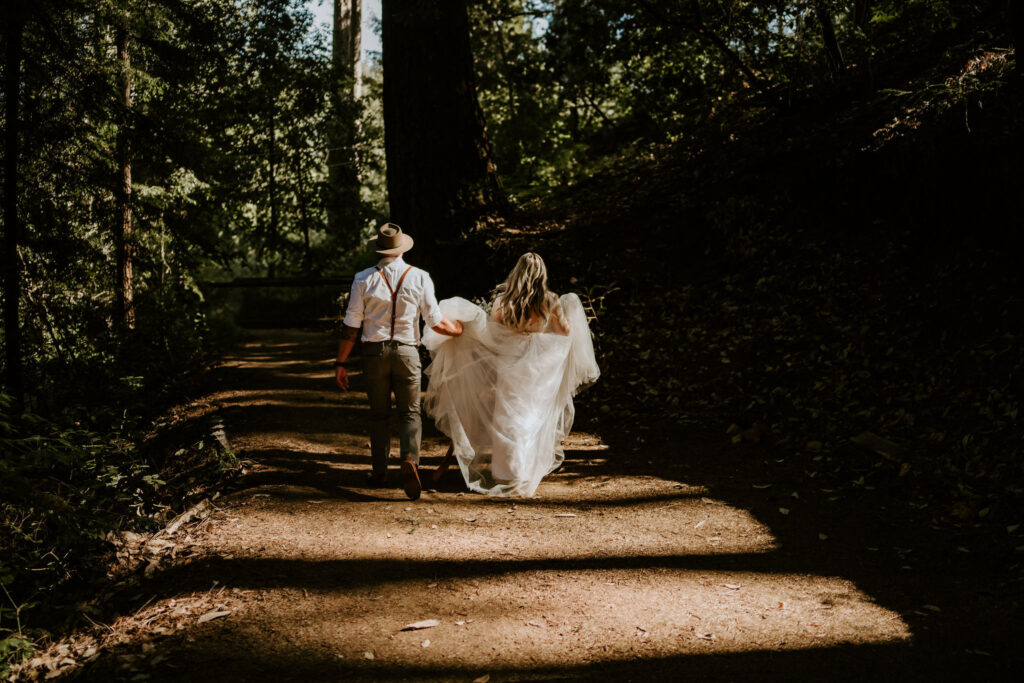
[74,329,1019,681]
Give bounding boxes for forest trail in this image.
[76,329,1010,681]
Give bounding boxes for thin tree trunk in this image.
[382,0,504,269]
[814,0,845,77]
[327,0,362,246]
[854,0,872,30]
[292,151,314,271]
[494,21,525,169]
[267,113,279,278]
[3,4,25,406]
[19,251,69,370]
[115,9,135,330]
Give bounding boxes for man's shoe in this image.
[366,471,388,487]
[400,457,421,501]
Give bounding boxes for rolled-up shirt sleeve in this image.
[420,274,444,328]
[341,278,364,329]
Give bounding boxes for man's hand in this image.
[335,324,359,391]
[432,317,464,337]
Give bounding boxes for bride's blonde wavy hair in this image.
[494,252,552,331]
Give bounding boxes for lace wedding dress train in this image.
[422,294,600,497]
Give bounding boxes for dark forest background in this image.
[2,0,1022,673]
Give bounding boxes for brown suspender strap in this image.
[375,265,413,341]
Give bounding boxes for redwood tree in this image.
[326,0,363,246]
[381,0,503,269]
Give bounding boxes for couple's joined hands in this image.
[432,318,464,337]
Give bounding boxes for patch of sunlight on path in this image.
[148,330,912,674]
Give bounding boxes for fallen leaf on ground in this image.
[694,519,706,529]
[399,618,440,630]
[779,507,790,515]
[473,676,491,683]
[197,609,231,623]
[363,651,374,660]
[421,639,431,648]
[554,513,576,518]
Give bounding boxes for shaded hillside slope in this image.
[481,30,1022,568]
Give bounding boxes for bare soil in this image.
[62,328,1019,681]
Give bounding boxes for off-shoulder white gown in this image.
[422,294,600,497]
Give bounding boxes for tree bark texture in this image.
[3,4,25,406]
[382,0,503,267]
[267,114,279,277]
[116,13,136,330]
[327,0,363,247]
[814,0,845,77]
[334,0,362,100]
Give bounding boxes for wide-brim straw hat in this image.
[369,222,414,255]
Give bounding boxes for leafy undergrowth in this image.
[0,395,240,678]
[0,399,163,676]
[490,45,1024,566]
[582,231,1022,541]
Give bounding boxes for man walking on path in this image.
[335,223,463,500]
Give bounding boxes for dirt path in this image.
[73,329,1018,681]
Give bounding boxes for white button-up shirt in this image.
[342,256,444,344]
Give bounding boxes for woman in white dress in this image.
[422,253,600,497]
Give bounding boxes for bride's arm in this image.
[547,295,571,336]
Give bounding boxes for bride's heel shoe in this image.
[432,444,456,483]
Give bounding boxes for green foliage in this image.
[0,394,169,674]
[2,0,392,412]
[467,0,1005,197]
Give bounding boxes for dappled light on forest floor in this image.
[59,329,919,681]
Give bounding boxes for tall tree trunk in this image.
[115,10,135,330]
[292,150,314,271]
[267,113,279,277]
[335,0,362,100]
[327,0,362,248]
[3,4,25,406]
[814,0,845,78]
[853,0,872,30]
[382,0,504,270]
